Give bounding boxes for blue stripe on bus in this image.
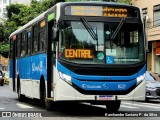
[57,62,146,91]
[72,78,136,91]
[9,53,47,80]
[57,62,71,75]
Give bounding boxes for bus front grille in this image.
[74,69,136,76]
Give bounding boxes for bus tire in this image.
[45,99,54,111]
[17,79,25,102]
[106,100,121,112]
[40,76,46,104]
[145,97,149,102]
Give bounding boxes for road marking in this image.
[120,105,138,109]
[138,102,160,107]
[16,103,33,109]
[122,102,160,109]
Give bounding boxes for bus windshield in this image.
[58,21,144,64]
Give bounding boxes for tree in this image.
[0,0,57,57]
[65,0,132,4]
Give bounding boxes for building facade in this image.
[11,0,31,5]
[0,0,10,23]
[132,0,160,74]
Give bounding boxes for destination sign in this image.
[64,49,94,59]
[65,5,137,18]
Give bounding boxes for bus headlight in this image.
[59,72,72,84]
[136,73,145,85]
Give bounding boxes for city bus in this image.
[9,1,147,112]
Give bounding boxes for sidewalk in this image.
[149,71,160,81]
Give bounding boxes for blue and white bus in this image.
[9,1,146,112]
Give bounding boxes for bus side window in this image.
[27,31,31,55]
[16,34,21,57]
[32,25,38,54]
[38,20,46,52]
[9,39,13,59]
[21,32,26,57]
[38,30,46,52]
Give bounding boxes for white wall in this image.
[11,0,31,5]
[0,0,10,19]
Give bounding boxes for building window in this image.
[3,8,7,13]
[3,0,7,4]
[153,5,160,26]
[142,8,147,18]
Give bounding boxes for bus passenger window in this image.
[21,32,26,57]
[16,34,21,57]
[27,31,31,55]
[38,30,46,52]
[9,39,13,59]
[32,25,38,54]
[38,20,46,52]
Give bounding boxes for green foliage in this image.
[116,0,132,4]
[0,0,56,57]
[6,4,26,21]
[0,42,9,57]
[65,0,132,4]
[0,43,9,53]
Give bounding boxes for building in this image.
[0,54,8,71]
[0,0,10,23]
[11,0,31,5]
[132,0,160,74]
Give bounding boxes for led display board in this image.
[65,5,137,18]
[64,49,94,59]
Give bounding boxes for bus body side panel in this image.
[54,62,76,101]
[16,53,47,99]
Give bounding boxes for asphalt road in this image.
[0,84,160,120]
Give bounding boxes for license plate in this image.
[97,95,115,100]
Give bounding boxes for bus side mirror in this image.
[52,27,58,41]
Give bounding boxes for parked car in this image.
[0,71,4,86]
[146,71,160,101]
[3,71,9,84]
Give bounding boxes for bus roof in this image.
[9,4,56,39]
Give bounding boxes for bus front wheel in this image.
[45,99,54,111]
[106,100,121,112]
[40,77,46,104]
[17,84,25,102]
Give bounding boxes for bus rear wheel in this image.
[106,100,121,112]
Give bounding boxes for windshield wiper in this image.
[111,18,125,40]
[80,17,98,41]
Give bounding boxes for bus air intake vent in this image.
[74,69,136,76]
